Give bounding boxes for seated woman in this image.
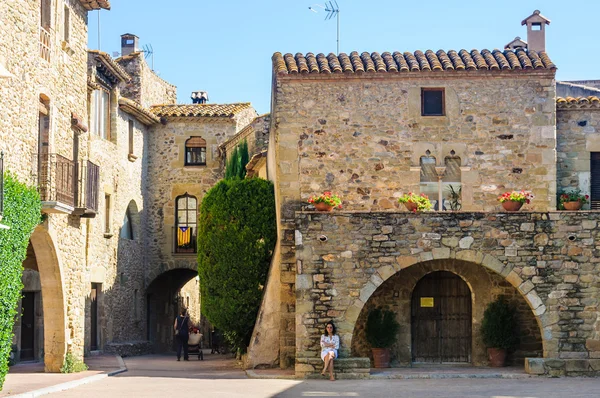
[320,321,339,381]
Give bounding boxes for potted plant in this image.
[398,192,433,213]
[365,307,400,368]
[308,191,342,211]
[480,296,518,367]
[558,189,589,211]
[497,190,534,212]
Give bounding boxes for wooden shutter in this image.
[591,153,600,209]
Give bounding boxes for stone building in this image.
[0,0,259,370]
[246,10,600,376]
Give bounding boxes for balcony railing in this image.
[40,27,51,62]
[74,160,100,218]
[173,226,197,254]
[38,153,76,213]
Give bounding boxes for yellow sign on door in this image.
[420,297,434,307]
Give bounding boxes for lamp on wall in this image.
[0,151,9,230]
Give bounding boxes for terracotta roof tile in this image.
[273,49,556,75]
[557,96,600,109]
[118,98,160,125]
[150,103,253,119]
[88,50,130,82]
[79,0,110,10]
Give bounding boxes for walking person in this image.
[174,308,190,361]
[320,321,339,381]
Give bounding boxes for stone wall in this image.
[294,211,600,376]
[557,106,600,203]
[117,53,177,108]
[272,71,557,212]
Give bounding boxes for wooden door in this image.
[411,271,471,363]
[91,284,99,351]
[20,292,35,360]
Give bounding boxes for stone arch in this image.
[29,225,67,372]
[341,249,550,358]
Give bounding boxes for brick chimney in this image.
[521,10,550,53]
[191,91,209,104]
[121,33,139,56]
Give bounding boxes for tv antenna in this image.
[142,44,154,70]
[308,1,340,54]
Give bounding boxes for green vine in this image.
[0,173,42,390]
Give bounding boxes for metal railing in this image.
[39,27,51,62]
[77,160,100,212]
[38,153,76,206]
[172,226,197,254]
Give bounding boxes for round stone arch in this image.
[29,225,67,372]
[339,249,551,359]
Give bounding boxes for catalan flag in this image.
[177,226,191,247]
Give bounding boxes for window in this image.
[421,88,445,116]
[185,137,207,166]
[120,207,134,240]
[532,22,542,31]
[419,151,462,211]
[91,89,110,140]
[443,155,462,211]
[128,119,134,155]
[40,0,51,61]
[175,193,198,253]
[63,5,70,43]
[591,153,600,209]
[104,194,111,235]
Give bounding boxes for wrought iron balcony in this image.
[172,226,197,254]
[38,153,76,214]
[74,160,100,218]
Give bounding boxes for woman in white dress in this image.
[320,321,339,381]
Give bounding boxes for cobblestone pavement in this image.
[48,354,600,398]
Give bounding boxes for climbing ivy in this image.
[0,173,41,390]
[197,178,276,351]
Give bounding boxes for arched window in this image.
[120,207,133,239]
[175,193,198,253]
[419,152,439,209]
[443,154,462,211]
[120,200,139,240]
[185,137,206,166]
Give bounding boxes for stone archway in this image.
[29,225,67,372]
[341,250,550,360]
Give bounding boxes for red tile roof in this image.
[79,0,110,10]
[557,96,600,109]
[273,49,556,75]
[150,103,253,119]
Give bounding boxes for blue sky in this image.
[89,1,600,114]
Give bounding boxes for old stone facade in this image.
[247,11,600,377]
[0,0,258,371]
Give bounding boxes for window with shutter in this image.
[590,153,600,209]
[185,137,207,166]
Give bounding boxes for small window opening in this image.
[422,88,445,116]
[531,22,542,31]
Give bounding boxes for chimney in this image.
[521,10,550,53]
[191,91,209,104]
[120,33,139,56]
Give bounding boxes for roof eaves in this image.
[89,50,130,83]
[557,96,600,110]
[118,98,160,125]
[79,0,111,11]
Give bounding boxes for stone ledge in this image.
[104,341,153,357]
[525,357,600,376]
[299,357,371,379]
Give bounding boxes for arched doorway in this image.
[411,271,471,363]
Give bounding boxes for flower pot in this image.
[314,202,334,212]
[562,201,582,211]
[487,347,507,367]
[501,200,523,212]
[404,202,418,212]
[371,348,391,368]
